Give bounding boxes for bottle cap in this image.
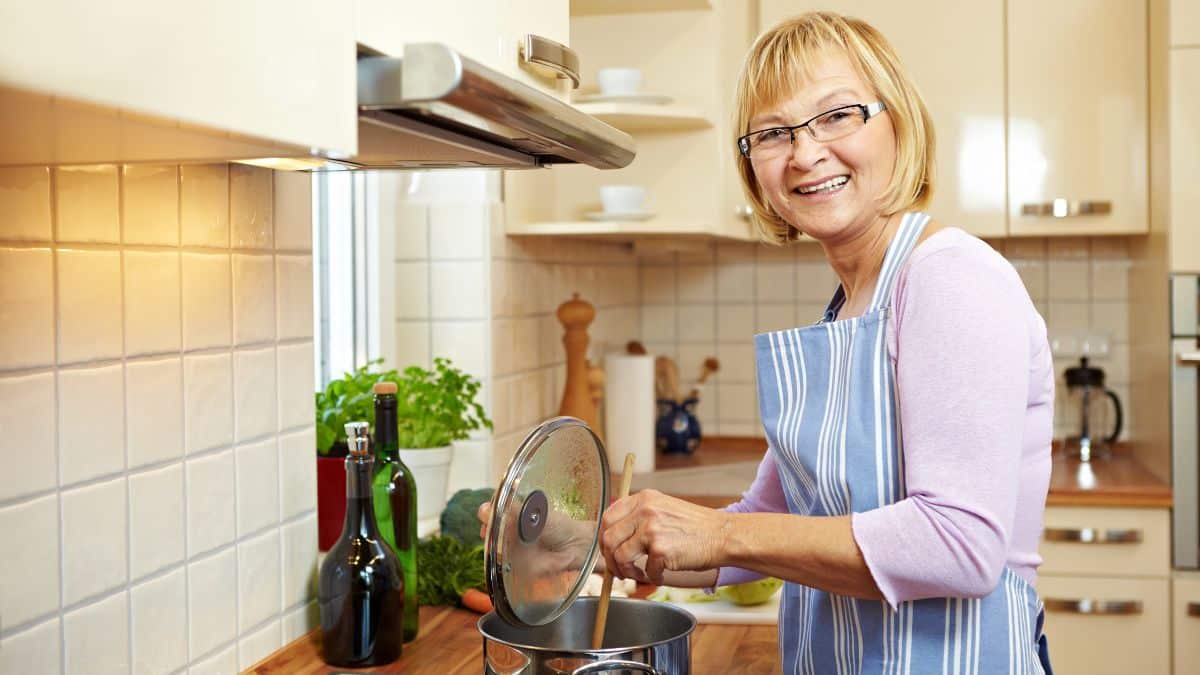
[373,381,398,395]
[344,422,371,456]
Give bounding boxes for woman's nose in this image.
[787,130,828,170]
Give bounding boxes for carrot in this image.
[461,588,493,614]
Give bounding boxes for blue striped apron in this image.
[754,212,1048,675]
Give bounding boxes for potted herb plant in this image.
[314,358,492,548]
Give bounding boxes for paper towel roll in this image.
[604,353,656,474]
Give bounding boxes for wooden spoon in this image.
[591,453,636,650]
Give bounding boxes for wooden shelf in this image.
[573,101,711,131]
[506,218,751,242]
[570,0,711,16]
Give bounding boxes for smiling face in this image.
[747,50,897,244]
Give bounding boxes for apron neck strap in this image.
[866,212,930,312]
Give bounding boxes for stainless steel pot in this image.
[478,597,696,675]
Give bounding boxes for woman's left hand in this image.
[599,489,731,585]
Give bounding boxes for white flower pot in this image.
[397,445,453,534]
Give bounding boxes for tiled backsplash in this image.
[637,234,1134,441]
[0,164,318,673]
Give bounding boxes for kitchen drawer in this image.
[1037,574,1170,675]
[1174,573,1200,675]
[1039,506,1169,577]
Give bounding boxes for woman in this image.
[598,12,1055,674]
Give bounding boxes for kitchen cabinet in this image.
[1170,48,1200,272]
[1006,0,1148,236]
[1174,573,1200,674]
[758,0,1008,238]
[504,0,756,243]
[0,0,357,165]
[1172,0,1200,46]
[354,0,572,102]
[1036,505,1172,673]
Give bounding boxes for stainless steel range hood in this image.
[341,43,636,170]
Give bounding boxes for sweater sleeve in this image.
[715,449,790,586]
[850,244,1032,610]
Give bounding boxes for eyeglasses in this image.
[737,102,887,160]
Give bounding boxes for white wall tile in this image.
[277,342,315,432]
[273,171,312,251]
[57,248,122,363]
[61,478,127,605]
[395,321,431,369]
[280,516,317,608]
[55,165,119,243]
[640,266,675,304]
[186,450,236,555]
[181,252,232,350]
[429,203,487,259]
[183,352,233,455]
[756,302,797,333]
[122,164,179,245]
[237,439,280,535]
[238,618,281,670]
[187,548,237,660]
[432,320,488,378]
[234,347,277,442]
[716,305,754,343]
[64,591,129,675]
[129,464,185,580]
[276,254,313,340]
[431,260,487,319]
[180,164,229,248]
[238,529,281,631]
[130,568,187,675]
[0,371,56,501]
[233,254,276,345]
[230,164,273,249]
[716,263,754,303]
[1011,259,1047,301]
[677,264,715,303]
[124,250,181,355]
[279,428,317,520]
[0,617,60,674]
[1092,300,1129,342]
[755,264,795,303]
[282,602,318,643]
[126,357,184,469]
[674,304,715,344]
[395,261,430,319]
[189,645,237,675]
[1046,302,1091,339]
[796,262,838,302]
[1091,259,1131,300]
[1047,237,1090,259]
[797,302,827,325]
[58,364,125,485]
[641,305,677,342]
[716,342,757,384]
[1047,260,1090,301]
[0,247,54,370]
[394,202,429,259]
[0,494,59,627]
[0,166,51,241]
[717,382,758,421]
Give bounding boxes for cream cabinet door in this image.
[0,0,356,159]
[1007,0,1148,236]
[354,0,572,101]
[1170,49,1200,272]
[758,1,1007,238]
[1037,575,1170,675]
[1175,574,1200,675]
[1172,0,1200,46]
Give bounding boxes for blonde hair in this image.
[734,12,935,244]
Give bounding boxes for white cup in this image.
[597,67,643,96]
[600,185,646,214]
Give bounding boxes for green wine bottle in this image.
[371,382,419,642]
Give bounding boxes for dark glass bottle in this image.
[318,421,404,667]
[371,382,420,642]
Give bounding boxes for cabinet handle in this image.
[1044,598,1143,615]
[735,204,754,221]
[1189,602,1200,618]
[1043,527,1142,544]
[520,34,580,89]
[1021,200,1111,217]
[1179,351,1200,365]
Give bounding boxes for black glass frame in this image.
[737,101,887,159]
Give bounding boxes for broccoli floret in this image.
[440,487,495,547]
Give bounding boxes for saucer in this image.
[575,93,674,105]
[584,210,656,222]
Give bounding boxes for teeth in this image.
[796,176,848,194]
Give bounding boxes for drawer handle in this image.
[1189,602,1200,618]
[1044,598,1143,616]
[1021,200,1112,217]
[520,34,580,89]
[1179,351,1200,365]
[1043,527,1142,544]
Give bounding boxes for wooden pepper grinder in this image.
[556,293,600,434]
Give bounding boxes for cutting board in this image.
[658,591,781,625]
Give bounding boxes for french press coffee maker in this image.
[1062,356,1123,462]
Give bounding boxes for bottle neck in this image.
[374,394,400,460]
[342,454,380,538]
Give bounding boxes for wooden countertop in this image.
[244,604,780,674]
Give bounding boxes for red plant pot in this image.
[316,454,347,551]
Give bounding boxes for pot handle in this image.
[572,659,661,675]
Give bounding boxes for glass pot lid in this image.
[485,416,610,627]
